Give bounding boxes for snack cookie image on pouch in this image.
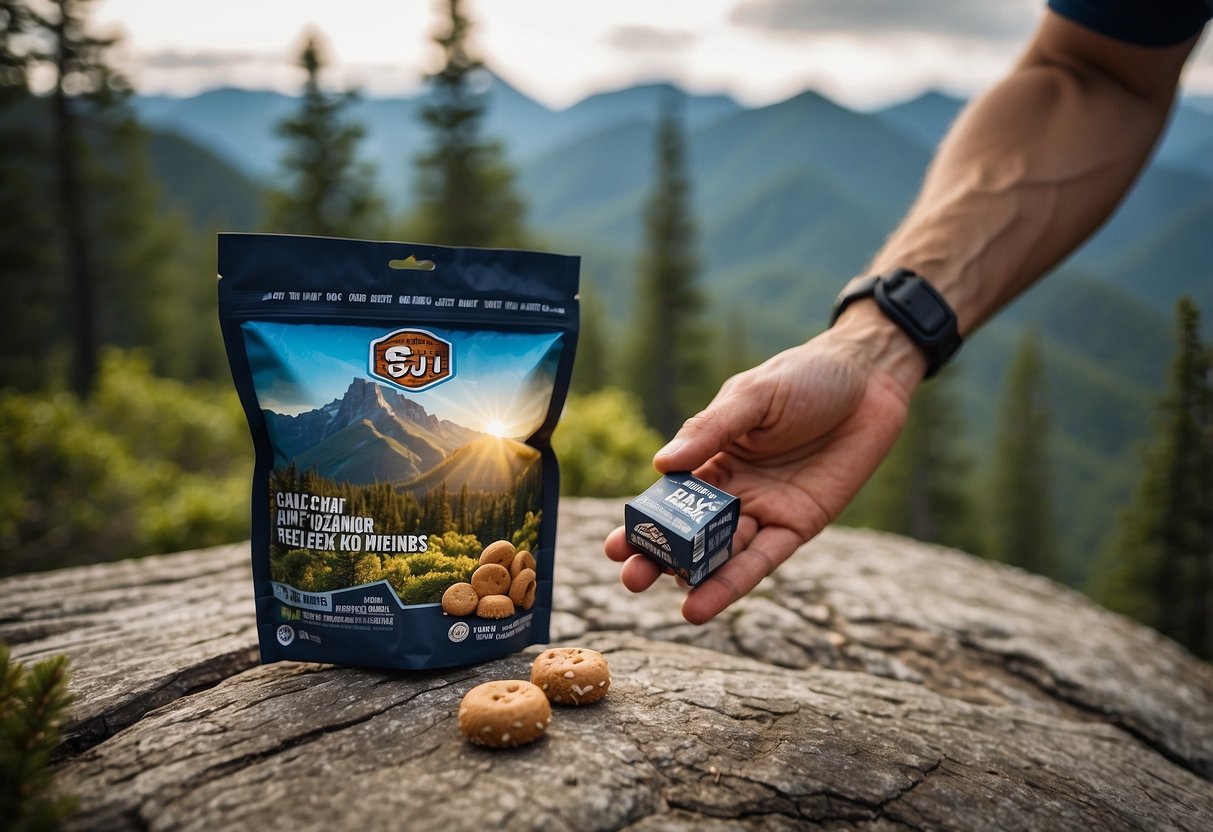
[479,539,516,569]
[625,473,741,586]
[471,563,511,597]
[476,595,515,619]
[441,583,478,617]
[509,568,537,610]
[218,234,579,671]
[510,550,536,578]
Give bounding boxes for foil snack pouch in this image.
[218,234,579,670]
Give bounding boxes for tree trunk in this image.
[52,11,97,398]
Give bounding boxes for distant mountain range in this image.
[137,76,1212,322]
[264,377,535,492]
[141,76,1210,580]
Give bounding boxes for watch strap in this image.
[830,269,962,378]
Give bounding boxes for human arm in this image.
[604,10,1201,624]
[857,11,1199,333]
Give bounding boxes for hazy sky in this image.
[93,0,1212,109]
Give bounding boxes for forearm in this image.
[860,12,1197,336]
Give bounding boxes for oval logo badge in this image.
[369,328,453,392]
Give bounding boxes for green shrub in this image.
[512,510,540,555]
[553,387,664,497]
[0,349,251,576]
[426,530,482,560]
[272,549,317,588]
[353,554,384,585]
[397,570,465,605]
[0,642,76,831]
[379,557,413,592]
[399,551,476,578]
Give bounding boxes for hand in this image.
[604,303,925,623]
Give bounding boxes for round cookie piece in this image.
[441,582,478,616]
[509,549,536,579]
[508,567,537,611]
[531,647,610,705]
[476,594,515,619]
[479,539,516,568]
[458,680,551,748]
[471,563,511,597]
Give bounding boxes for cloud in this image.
[605,24,697,54]
[139,48,276,70]
[730,0,1038,41]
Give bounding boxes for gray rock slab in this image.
[2,498,1210,829]
[56,634,1213,832]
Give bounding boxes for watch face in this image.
[872,269,962,377]
[832,269,961,378]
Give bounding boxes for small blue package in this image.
[625,472,740,585]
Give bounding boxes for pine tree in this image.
[571,278,609,393]
[866,370,979,551]
[267,32,382,237]
[625,97,706,437]
[13,0,205,388]
[408,0,525,247]
[0,0,59,391]
[988,332,1058,578]
[1098,298,1212,658]
[0,643,76,829]
[34,0,126,395]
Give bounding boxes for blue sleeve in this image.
[1047,0,1211,45]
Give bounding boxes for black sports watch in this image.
[829,268,962,378]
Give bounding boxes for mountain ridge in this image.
[264,378,479,480]
[262,378,539,494]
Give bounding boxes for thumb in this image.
[653,386,768,473]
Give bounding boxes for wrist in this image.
[830,269,963,381]
[825,300,927,399]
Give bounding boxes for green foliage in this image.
[426,530,483,560]
[553,388,665,497]
[625,99,708,437]
[511,510,541,555]
[353,553,383,586]
[271,544,479,604]
[1094,298,1213,658]
[406,0,527,247]
[571,278,610,393]
[0,350,250,575]
[266,33,384,237]
[987,332,1059,578]
[0,642,76,831]
[0,0,222,392]
[397,570,465,605]
[396,551,477,578]
[0,3,58,394]
[854,370,981,553]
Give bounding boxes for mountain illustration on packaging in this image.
[263,378,538,491]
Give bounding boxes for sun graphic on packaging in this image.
[484,419,509,438]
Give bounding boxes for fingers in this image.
[603,525,633,563]
[605,526,668,593]
[605,518,801,621]
[620,554,663,593]
[654,384,769,474]
[680,525,803,625]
